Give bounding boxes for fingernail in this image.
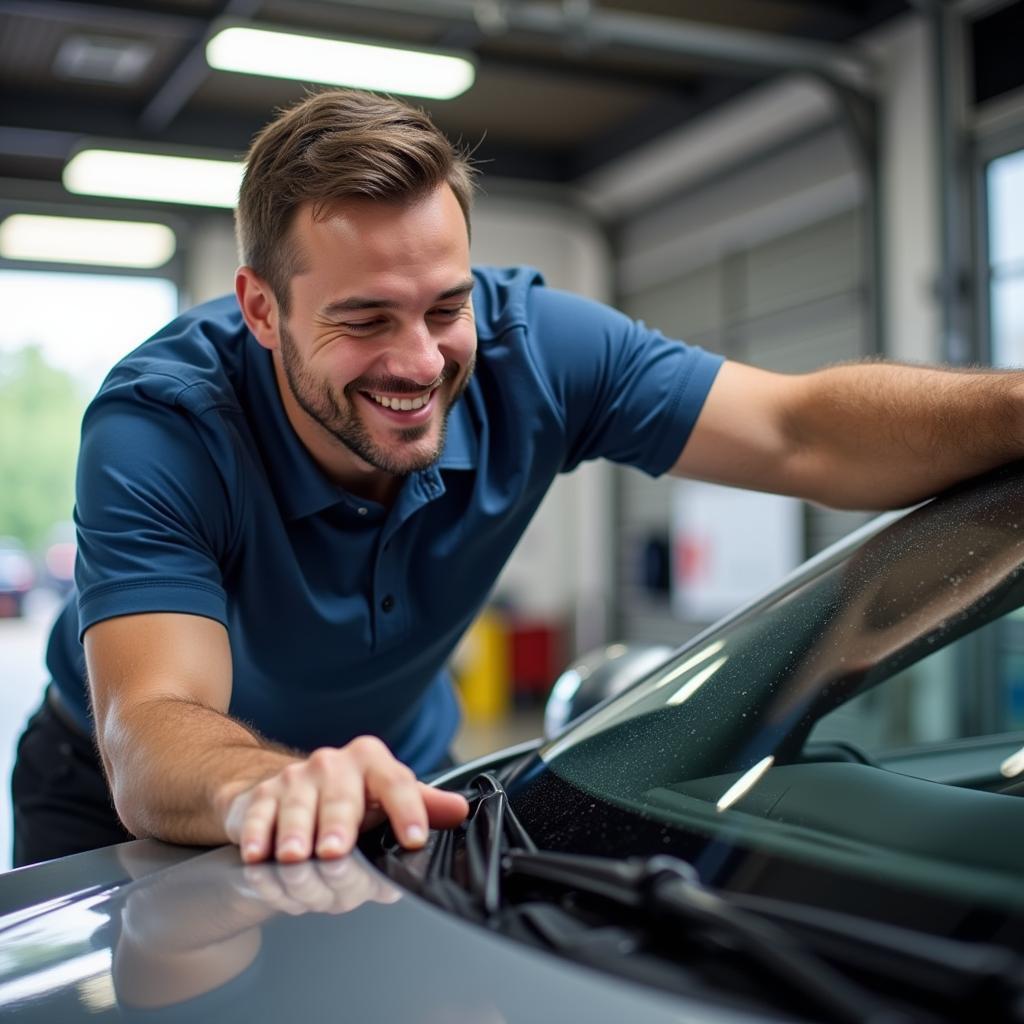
[317,834,345,857]
[277,838,303,859]
[405,824,427,845]
[242,841,261,861]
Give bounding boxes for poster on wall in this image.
[671,480,803,622]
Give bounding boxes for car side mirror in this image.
[543,643,673,740]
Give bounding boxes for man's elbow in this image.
[95,723,149,840]
[109,782,150,840]
[103,766,145,840]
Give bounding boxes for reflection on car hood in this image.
[0,840,770,1023]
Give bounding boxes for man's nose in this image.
[385,324,446,387]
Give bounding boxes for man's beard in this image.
[279,321,473,478]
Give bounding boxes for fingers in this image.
[422,786,470,830]
[310,748,364,860]
[355,737,429,849]
[240,857,401,917]
[270,764,318,862]
[232,782,281,864]
[241,863,313,916]
[222,738,467,865]
[359,783,470,834]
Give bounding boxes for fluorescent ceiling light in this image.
[53,35,155,85]
[64,150,243,208]
[206,25,475,100]
[0,214,176,269]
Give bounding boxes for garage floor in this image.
[453,708,544,762]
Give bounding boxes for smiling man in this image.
[253,192,478,504]
[12,89,1024,868]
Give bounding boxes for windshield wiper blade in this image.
[726,889,1024,1018]
[502,848,909,1024]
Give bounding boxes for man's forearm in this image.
[102,696,299,845]
[85,612,469,862]
[785,362,1024,510]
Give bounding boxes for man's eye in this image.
[343,319,384,331]
[432,306,463,318]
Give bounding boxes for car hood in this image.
[0,839,770,1024]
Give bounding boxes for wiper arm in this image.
[380,775,923,1023]
[502,848,907,1024]
[464,772,537,915]
[726,889,1024,1019]
[380,773,535,921]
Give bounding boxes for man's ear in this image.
[236,266,280,352]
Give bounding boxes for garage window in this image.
[987,148,1024,367]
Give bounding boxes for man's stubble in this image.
[278,319,474,478]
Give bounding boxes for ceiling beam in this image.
[314,0,876,93]
[451,42,701,97]
[569,78,752,179]
[0,126,79,160]
[0,96,258,154]
[138,0,263,135]
[0,0,205,34]
[0,100,574,183]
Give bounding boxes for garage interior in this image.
[1,0,1022,870]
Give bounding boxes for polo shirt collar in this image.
[436,390,477,472]
[246,338,477,522]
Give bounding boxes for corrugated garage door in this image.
[616,209,873,644]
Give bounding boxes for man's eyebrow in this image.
[320,279,475,317]
[436,279,476,301]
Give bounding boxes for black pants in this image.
[11,691,132,868]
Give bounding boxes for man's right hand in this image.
[88,614,468,861]
[216,735,469,863]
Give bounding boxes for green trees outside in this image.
[0,346,84,551]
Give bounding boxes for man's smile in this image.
[364,386,438,413]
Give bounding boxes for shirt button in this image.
[381,594,395,613]
[357,507,368,516]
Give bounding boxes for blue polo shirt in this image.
[45,266,722,774]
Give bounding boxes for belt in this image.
[46,686,90,738]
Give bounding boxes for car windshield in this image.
[532,462,1024,911]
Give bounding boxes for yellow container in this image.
[454,607,510,723]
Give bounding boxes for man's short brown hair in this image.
[236,90,476,312]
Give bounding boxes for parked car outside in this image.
[0,538,35,618]
[2,461,1024,1023]
[39,521,76,597]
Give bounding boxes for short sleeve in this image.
[523,287,724,476]
[74,394,235,639]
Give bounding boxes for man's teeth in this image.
[371,391,431,411]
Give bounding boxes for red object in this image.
[508,620,565,697]
[674,534,709,584]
